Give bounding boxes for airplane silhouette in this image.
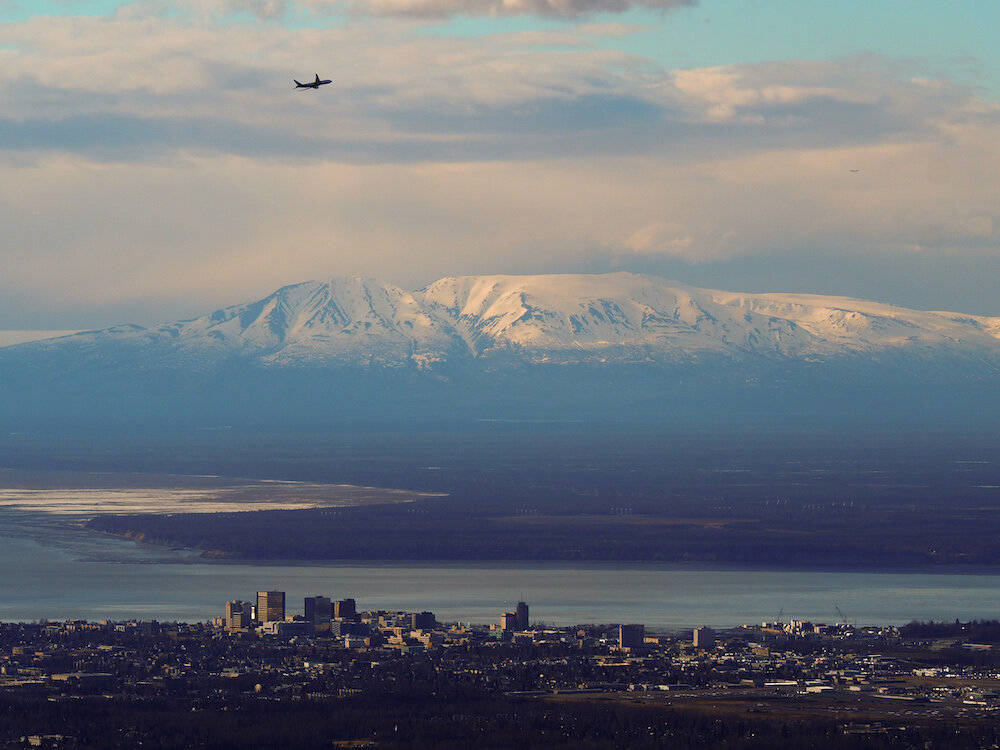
[294,74,332,90]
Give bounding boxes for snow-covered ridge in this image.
[0,330,80,348]
[10,273,1000,366]
[421,273,1000,359]
[164,277,461,365]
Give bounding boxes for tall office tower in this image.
[334,598,356,620]
[693,626,716,650]
[409,611,436,630]
[256,591,286,623]
[499,612,518,632]
[305,596,333,632]
[515,601,529,630]
[225,600,251,630]
[619,623,645,649]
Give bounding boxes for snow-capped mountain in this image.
[0,330,79,348]
[421,273,1000,361]
[163,277,464,367]
[10,272,999,366]
[3,273,999,429]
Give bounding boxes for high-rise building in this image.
[619,624,645,649]
[515,601,529,630]
[409,611,436,630]
[256,591,286,623]
[500,612,518,632]
[334,598,356,620]
[331,620,359,637]
[693,626,716,650]
[305,596,332,632]
[225,600,252,630]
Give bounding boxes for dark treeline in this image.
[901,620,1000,641]
[1,692,998,749]
[89,490,1000,566]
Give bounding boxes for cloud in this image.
[197,0,291,19]
[0,15,676,162]
[335,0,696,18]
[0,12,999,325]
[1,17,988,165]
[4,119,999,324]
[169,0,695,18]
[626,221,696,256]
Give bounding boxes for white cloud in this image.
[0,12,998,324]
[166,0,695,18]
[180,0,291,19]
[307,0,695,18]
[626,221,696,256]
[2,19,984,166]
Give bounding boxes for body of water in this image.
[1,529,999,629]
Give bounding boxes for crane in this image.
[834,604,850,626]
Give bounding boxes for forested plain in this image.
[6,427,986,568]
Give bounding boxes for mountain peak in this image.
[170,275,456,365]
[4,272,999,430]
[3,273,999,369]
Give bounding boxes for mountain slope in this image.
[2,273,999,429]
[0,330,80,348]
[166,277,464,367]
[6,272,1000,367]
[419,272,1000,363]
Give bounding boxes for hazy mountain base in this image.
[1,352,998,431]
[4,270,1000,431]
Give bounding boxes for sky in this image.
[1,0,999,328]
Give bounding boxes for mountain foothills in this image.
[3,273,1000,429]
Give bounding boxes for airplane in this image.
[294,74,332,90]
